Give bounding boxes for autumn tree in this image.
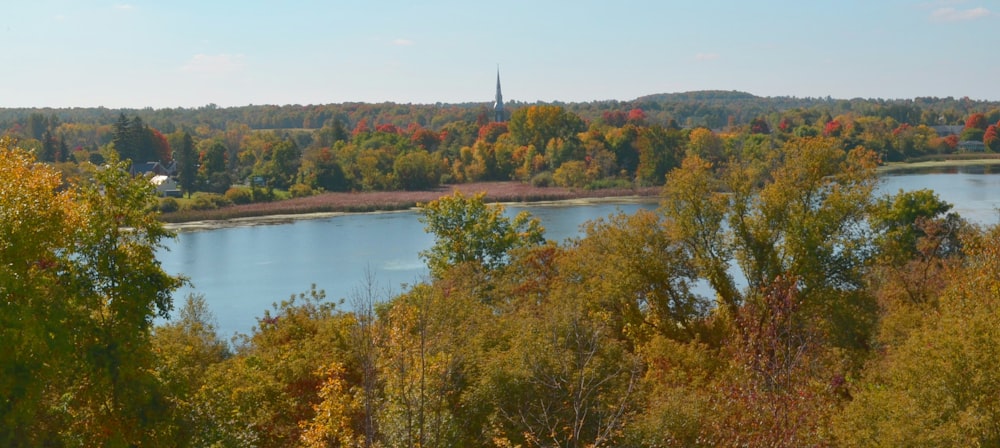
[1,139,183,445]
[508,105,585,162]
[191,287,359,446]
[984,124,1000,152]
[59,153,185,445]
[0,137,79,444]
[836,225,1000,446]
[558,210,708,346]
[663,137,881,348]
[152,294,230,444]
[394,149,440,190]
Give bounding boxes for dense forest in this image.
[3,92,1000,215]
[5,92,1000,445]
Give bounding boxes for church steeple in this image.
[494,67,505,122]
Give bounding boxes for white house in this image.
[150,175,181,197]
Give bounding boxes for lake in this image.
[158,200,659,337]
[157,169,1000,337]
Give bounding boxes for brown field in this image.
[160,182,661,224]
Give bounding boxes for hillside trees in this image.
[112,113,170,164]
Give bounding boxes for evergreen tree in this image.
[112,113,136,162]
[177,132,197,197]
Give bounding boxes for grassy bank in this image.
[879,154,1000,173]
[159,182,660,224]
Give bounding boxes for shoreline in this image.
[878,157,1000,173]
[163,158,1000,232]
[165,195,661,232]
[163,183,661,231]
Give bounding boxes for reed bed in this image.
[160,182,660,223]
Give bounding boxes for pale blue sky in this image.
[1,0,997,108]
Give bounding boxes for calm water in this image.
[157,169,1000,337]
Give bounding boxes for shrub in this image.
[158,197,180,213]
[190,193,232,210]
[225,186,253,205]
[586,178,633,190]
[289,183,314,198]
[553,161,588,188]
[530,171,554,187]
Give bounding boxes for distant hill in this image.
[635,90,761,103]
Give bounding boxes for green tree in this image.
[419,191,545,278]
[663,137,881,349]
[870,189,960,266]
[176,132,197,197]
[299,146,349,192]
[198,139,232,193]
[60,154,185,445]
[1,141,183,445]
[0,137,79,445]
[636,124,684,185]
[152,294,230,444]
[393,149,439,190]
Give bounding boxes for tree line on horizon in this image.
[6,131,1000,446]
[3,91,1000,214]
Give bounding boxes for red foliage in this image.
[351,119,370,136]
[477,122,508,144]
[601,110,627,127]
[626,108,647,125]
[892,123,911,137]
[823,120,842,137]
[778,118,791,133]
[374,123,400,134]
[965,113,988,130]
[944,134,959,149]
[750,117,770,134]
[410,127,442,151]
[150,128,171,162]
[985,125,1000,152]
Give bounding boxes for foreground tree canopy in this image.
[6,134,1000,446]
[0,136,183,445]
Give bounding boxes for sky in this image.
[1,0,997,109]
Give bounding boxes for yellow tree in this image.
[1,138,184,445]
[0,137,80,444]
[836,225,1000,446]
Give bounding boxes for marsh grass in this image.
[159,181,659,223]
